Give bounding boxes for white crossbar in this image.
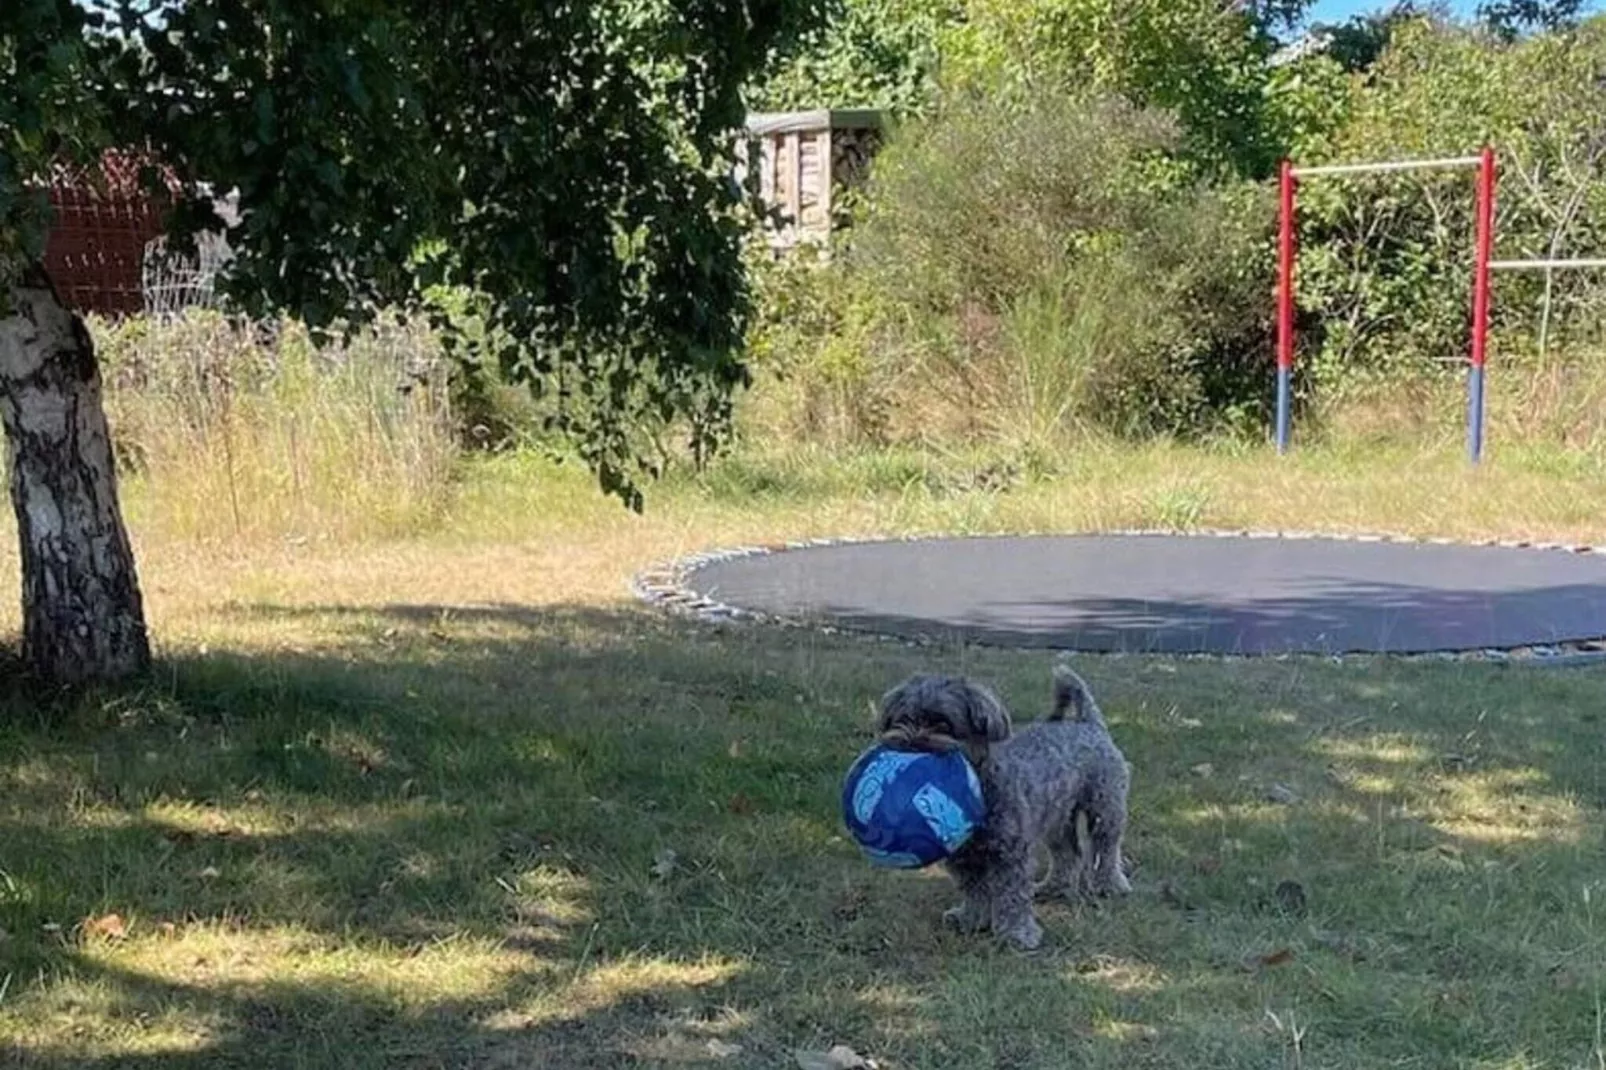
[1489,258,1606,270]
[1292,155,1483,177]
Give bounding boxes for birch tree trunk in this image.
[0,268,151,685]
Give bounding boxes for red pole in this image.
[1468,146,1495,463]
[1276,159,1295,453]
[1471,147,1494,370]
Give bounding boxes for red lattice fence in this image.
[40,151,177,317]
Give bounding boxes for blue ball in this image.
[841,743,986,868]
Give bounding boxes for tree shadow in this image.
[3,602,1603,1067]
[797,578,1606,654]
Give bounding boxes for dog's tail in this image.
[1049,662,1103,724]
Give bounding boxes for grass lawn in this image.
[2,443,1605,1069]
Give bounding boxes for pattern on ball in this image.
[841,744,985,868]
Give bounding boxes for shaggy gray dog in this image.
[876,663,1132,950]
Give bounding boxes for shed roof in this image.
[744,109,885,136]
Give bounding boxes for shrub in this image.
[743,91,1275,448]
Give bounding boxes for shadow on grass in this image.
[3,603,1604,1068]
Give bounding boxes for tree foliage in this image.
[1288,17,1606,389]
[939,0,1294,176]
[6,0,825,507]
[749,0,1318,178]
[1,2,105,285]
[1309,2,1444,72]
[751,0,961,115]
[1478,0,1586,40]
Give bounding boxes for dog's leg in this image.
[1033,811,1087,902]
[986,841,1044,950]
[1087,795,1133,897]
[942,853,991,933]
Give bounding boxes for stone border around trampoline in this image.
[629,528,1606,666]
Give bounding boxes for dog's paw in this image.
[1103,869,1133,896]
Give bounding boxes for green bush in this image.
[743,91,1275,448]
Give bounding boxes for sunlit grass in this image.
[2,516,1603,1067]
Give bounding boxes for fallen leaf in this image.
[1257,947,1295,968]
[197,866,222,880]
[83,913,128,941]
[706,1039,744,1059]
[651,849,678,881]
[1190,762,1214,778]
[727,793,754,815]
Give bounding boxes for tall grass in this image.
[1318,345,1606,469]
[75,296,1606,563]
[93,312,458,546]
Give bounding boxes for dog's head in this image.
[876,673,1011,762]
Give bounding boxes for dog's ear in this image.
[876,675,923,733]
[961,679,1011,742]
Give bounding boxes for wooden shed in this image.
[740,109,885,250]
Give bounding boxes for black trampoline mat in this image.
[682,535,1606,654]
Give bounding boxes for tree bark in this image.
[0,268,151,685]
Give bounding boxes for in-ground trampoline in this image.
[635,533,1606,658]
